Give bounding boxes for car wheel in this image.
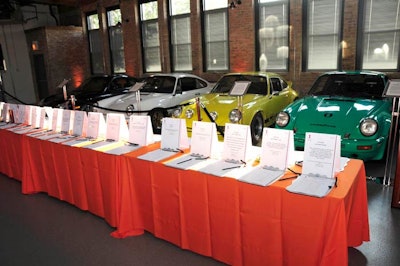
[149,108,167,134]
[250,112,264,146]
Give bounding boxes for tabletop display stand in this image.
[229,81,250,124]
[382,79,400,208]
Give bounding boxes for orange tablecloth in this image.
[0,127,24,181]
[116,149,369,266]
[0,128,369,265]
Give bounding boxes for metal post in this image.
[383,97,399,186]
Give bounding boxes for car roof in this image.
[321,70,387,77]
[222,71,284,79]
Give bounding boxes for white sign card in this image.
[229,81,251,96]
[128,115,154,146]
[61,109,74,134]
[87,112,106,139]
[190,120,218,158]
[260,128,294,169]
[160,117,189,150]
[24,105,33,125]
[1,103,10,122]
[0,102,3,116]
[222,123,252,162]
[302,132,341,178]
[72,110,88,136]
[32,106,42,128]
[129,82,145,92]
[383,79,400,97]
[39,107,53,130]
[105,113,129,141]
[52,108,64,132]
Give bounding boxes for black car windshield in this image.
[79,77,111,93]
[140,76,176,93]
[211,75,268,95]
[308,74,385,99]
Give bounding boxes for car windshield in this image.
[308,74,385,99]
[140,76,176,93]
[211,75,268,95]
[79,77,111,93]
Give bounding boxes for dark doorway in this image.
[33,54,48,100]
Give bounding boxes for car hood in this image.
[99,92,171,110]
[292,96,387,134]
[199,93,264,111]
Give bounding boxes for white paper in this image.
[138,149,181,162]
[51,108,64,133]
[104,143,140,155]
[222,123,251,162]
[197,159,246,177]
[87,112,106,139]
[160,117,189,150]
[72,110,88,136]
[286,175,336,198]
[190,121,218,158]
[302,132,341,178]
[1,103,9,122]
[129,115,154,146]
[238,166,285,186]
[164,153,212,170]
[260,128,294,170]
[106,113,129,141]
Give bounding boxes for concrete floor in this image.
[0,159,399,266]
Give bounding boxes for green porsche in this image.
[275,71,391,161]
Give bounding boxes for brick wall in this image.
[77,0,400,93]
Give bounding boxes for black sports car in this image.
[38,74,139,111]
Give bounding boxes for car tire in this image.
[250,112,264,146]
[149,108,167,134]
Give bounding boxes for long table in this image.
[0,127,370,266]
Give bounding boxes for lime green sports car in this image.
[173,72,299,145]
[275,71,391,161]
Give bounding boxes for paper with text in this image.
[190,121,218,158]
[72,110,88,136]
[129,115,154,146]
[222,123,251,162]
[87,112,106,139]
[160,117,189,150]
[106,113,129,141]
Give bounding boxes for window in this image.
[140,1,161,72]
[203,0,229,71]
[179,77,207,91]
[303,0,343,70]
[359,0,400,70]
[170,0,192,71]
[257,0,289,71]
[107,8,126,73]
[270,77,283,92]
[86,13,103,74]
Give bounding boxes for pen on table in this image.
[222,165,242,171]
[278,175,298,181]
[177,158,193,164]
[126,142,139,146]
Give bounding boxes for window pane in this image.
[87,14,99,30]
[204,0,227,11]
[107,9,121,26]
[88,30,103,74]
[171,16,192,71]
[109,27,126,73]
[306,0,342,70]
[143,22,161,72]
[258,0,289,70]
[362,0,400,70]
[204,10,228,71]
[170,0,190,15]
[141,1,158,20]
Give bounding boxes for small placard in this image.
[161,117,189,150]
[129,115,154,146]
[72,110,88,136]
[222,123,252,162]
[383,79,400,97]
[190,121,218,158]
[259,127,294,169]
[105,113,129,141]
[229,81,251,96]
[52,108,64,132]
[129,82,145,92]
[87,112,106,139]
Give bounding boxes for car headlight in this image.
[126,104,134,116]
[185,109,194,119]
[276,111,290,127]
[229,109,242,123]
[360,118,378,136]
[172,107,182,118]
